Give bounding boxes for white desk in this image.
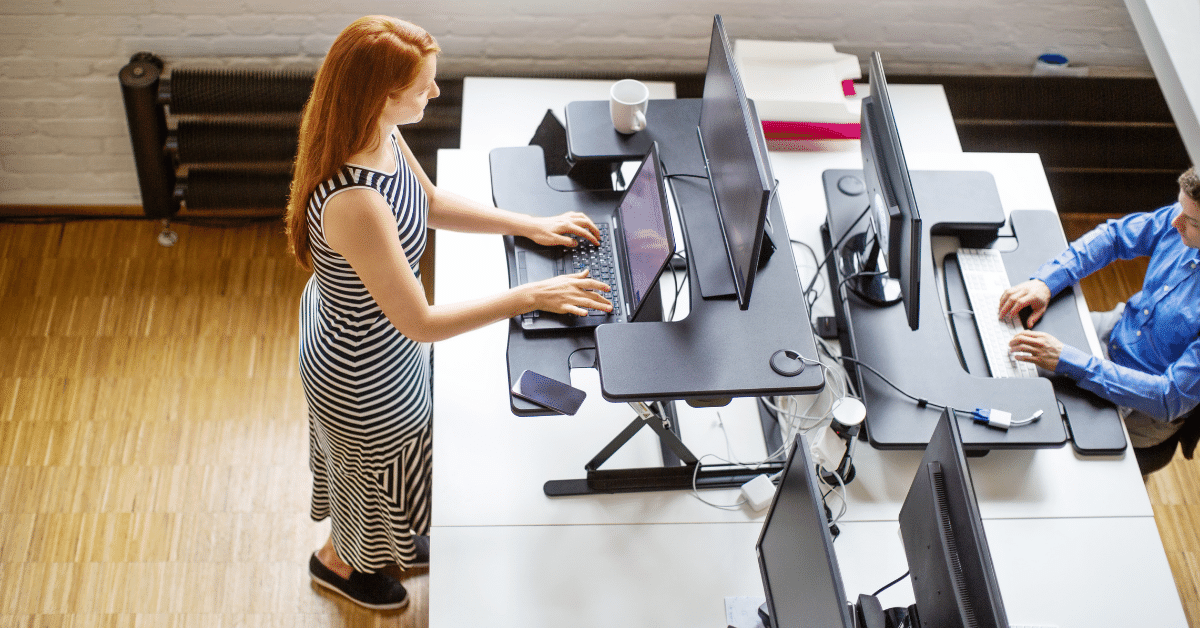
[873,84,963,153]
[430,518,1183,628]
[429,78,1187,627]
[433,154,1152,527]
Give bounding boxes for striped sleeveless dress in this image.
[298,132,432,573]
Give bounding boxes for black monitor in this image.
[697,14,775,310]
[756,434,856,628]
[756,411,1010,628]
[898,408,1009,627]
[844,51,923,330]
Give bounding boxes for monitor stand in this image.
[691,124,777,302]
[840,232,901,307]
[750,598,895,628]
[855,595,917,628]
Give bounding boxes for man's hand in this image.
[1009,330,1064,372]
[998,279,1052,328]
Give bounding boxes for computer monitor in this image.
[697,14,775,310]
[847,51,923,330]
[756,434,856,628]
[756,411,1010,627]
[898,408,1009,627]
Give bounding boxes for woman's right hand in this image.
[524,269,613,316]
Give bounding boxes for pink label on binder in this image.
[762,120,861,141]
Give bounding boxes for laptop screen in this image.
[616,146,675,313]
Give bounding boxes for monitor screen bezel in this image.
[861,51,923,331]
[898,409,1009,628]
[697,14,774,311]
[755,434,856,628]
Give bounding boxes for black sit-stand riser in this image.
[822,168,1125,454]
[495,98,826,496]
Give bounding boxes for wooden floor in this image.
[0,220,427,627]
[0,216,1196,625]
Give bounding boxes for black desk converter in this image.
[493,143,824,414]
[823,169,1126,455]
[492,97,827,414]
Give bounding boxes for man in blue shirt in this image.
[999,167,1200,449]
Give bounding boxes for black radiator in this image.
[119,52,314,218]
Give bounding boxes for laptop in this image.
[511,143,676,333]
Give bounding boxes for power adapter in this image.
[741,474,777,512]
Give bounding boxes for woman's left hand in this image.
[524,212,602,248]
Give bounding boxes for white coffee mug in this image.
[610,79,649,134]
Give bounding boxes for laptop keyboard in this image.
[568,223,622,318]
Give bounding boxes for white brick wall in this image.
[0,0,1151,207]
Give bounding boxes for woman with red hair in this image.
[285,16,611,609]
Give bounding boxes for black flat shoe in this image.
[309,553,409,610]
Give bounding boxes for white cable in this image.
[817,460,850,525]
[715,411,748,466]
[689,453,751,511]
[763,393,826,433]
[687,343,858,514]
[715,411,793,468]
[765,357,856,443]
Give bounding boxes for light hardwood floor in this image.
[0,220,427,627]
[0,217,1196,626]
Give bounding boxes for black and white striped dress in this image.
[299,132,432,573]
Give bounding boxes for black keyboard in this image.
[568,224,622,318]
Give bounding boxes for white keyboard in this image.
[956,248,1038,379]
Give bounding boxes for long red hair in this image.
[285,16,440,270]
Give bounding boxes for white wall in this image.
[0,0,1152,207]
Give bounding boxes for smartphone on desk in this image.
[511,370,587,415]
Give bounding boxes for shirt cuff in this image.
[1030,265,1071,297]
[1055,344,1096,380]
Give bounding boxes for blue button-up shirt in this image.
[1031,202,1200,421]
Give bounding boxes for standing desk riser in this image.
[490,98,824,408]
[488,98,825,494]
[822,168,1126,454]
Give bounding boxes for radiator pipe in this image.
[119,52,177,219]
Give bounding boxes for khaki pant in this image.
[1091,304,1186,448]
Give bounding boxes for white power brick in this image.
[741,474,777,512]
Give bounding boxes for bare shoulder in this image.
[323,187,394,255]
